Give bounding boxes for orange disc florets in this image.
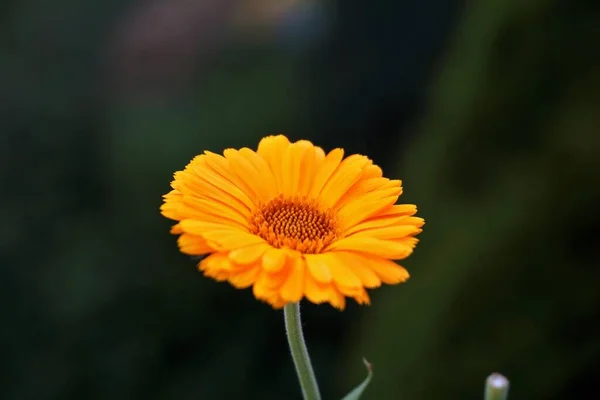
[250,195,338,253]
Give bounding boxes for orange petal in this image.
[304,272,331,304]
[304,254,333,283]
[308,148,344,198]
[325,253,362,290]
[204,232,267,252]
[319,165,363,208]
[313,146,326,164]
[302,263,347,309]
[239,148,278,200]
[351,252,410,284]
[318,154,372,208]
[257,135,291,193]
[181,196,250,228]
[253,267,289,302]
[170,223,183,234]
[333,252,381,288]
[328,285,346,310]
[225,148,277,202]
[177,233,213,255]
[181,156,255,212]
[199,252,233,281]
[202,268,230,282]
[334,177,393,211]
[377,204,418,218]
[267,293,288,309]
[362,164,383,179]
[326,236,416,259]
[179,221,265,251]
[404,216,426,228]
[281,140,313,197]
[228,242,270,264]
[179,219,242,235]
[351,287,371,305]
[262,247,287,272]
[280,256,305,302]
[228,264,261,288]
[348,224,423,240]
[203,151,259,205]
[336,189,401,232]
[296,145,324,195]
[161,197,248,230]
[345,213,416,236]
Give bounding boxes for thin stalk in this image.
[283,302,321,400]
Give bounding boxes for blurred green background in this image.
[2,0,599,399]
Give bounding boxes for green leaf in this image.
[341,358,373,400]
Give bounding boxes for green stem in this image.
[284,302,321,400]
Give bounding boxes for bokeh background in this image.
[2,0,599,398]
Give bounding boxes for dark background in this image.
[2,0,599,399]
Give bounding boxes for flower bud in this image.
[484,373,509,400]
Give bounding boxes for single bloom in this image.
[161,135,424,309]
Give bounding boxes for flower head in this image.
[161,135,424,309]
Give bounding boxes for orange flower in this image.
[161,135,424,309]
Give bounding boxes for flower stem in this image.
[284,302,321,400]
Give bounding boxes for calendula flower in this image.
[161,135,424,309]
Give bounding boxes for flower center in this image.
[249,195,338,254]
